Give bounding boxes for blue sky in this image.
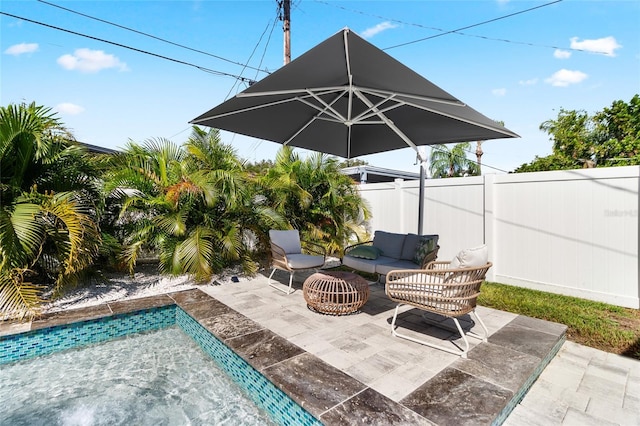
[2,0,639,174]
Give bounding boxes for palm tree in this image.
[0,102,101,320]
[102,127,284,281]
[429,142,480,178]
[259,147,370,254]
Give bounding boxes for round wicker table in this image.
[303,271,369,315]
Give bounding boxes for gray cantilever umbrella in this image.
[191,28,518,231]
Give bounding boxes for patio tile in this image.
[562,407,618,426]
[178,298,233,320]
[31,304,112,330]
[108,294,174,314]
[344,353,402,384]
[225,328,304,371]
[577,373,626,407]
[262,352,366,419]
[488,317,563,359]
[454,342,540,393]
[401,367,513,426]
[198,310,264,340]
[586,396,640,425]
[320,387,434,426]
[168,288,211,305]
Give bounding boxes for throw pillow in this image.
[348,245,382,260]
[413,235,439,265]
[450,244,488,269]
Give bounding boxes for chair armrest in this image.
[301,240,326,258]
[343,240,373,257]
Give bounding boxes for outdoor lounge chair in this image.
[385,245,492,357]
[268,230,326,294]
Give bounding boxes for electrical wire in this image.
[0,11,255,84]
[383,0,563,50]
[36,0,271,75]
[315,0,608,56]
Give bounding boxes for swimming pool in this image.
[0,327,275,425]
[0,299,319,426]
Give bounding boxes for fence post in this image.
[484,174,496,282]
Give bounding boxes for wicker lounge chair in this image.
[385,248,492,357]
[268,230,326,294]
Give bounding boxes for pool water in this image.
[0,326,275,426]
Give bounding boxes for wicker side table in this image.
[303,271,369,315]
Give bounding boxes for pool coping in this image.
[0,289,567,425]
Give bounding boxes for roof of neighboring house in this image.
[341,165,420,184]
[79,142,118,155]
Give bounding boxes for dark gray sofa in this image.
[342,231,439,280]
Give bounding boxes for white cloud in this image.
[4,43,38,56]
[55,103,85,115]
[492,88,507,97]
[554,49,571,59]
[545,69,588,87]
[570,36,621,57]
[57,48,129,73]
[361,22,398,39]
[519,78,538,86]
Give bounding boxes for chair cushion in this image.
[269,230,301,254]
[286,253,325,269]
[450,245,488,269]
[372,231,405,259]
[413,235,439,265]
[400,233,421,260]
[342,255,383,274]
[375,259,420,276]
[348,245,382,260]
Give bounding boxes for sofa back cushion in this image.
[372,231,405,259]
[400,233,421,260]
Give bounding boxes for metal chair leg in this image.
[390,303,481,358]
[268,268,295,294]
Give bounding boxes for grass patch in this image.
[479,282,640,360]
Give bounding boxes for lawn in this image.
[478,282,640,360]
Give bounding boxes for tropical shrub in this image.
[0,102,101,320]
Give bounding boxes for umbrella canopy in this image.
[191,28,518,160]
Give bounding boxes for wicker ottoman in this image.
[303,271,370,315]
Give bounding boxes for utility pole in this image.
[476,140,483,175]
[280,0,291,65]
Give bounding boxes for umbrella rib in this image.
[351,95,402,123]
[306,89,348,122]
[191,97,301,122]
[284,91,348,145]
[357,86,465,106]
[353,88,420,154]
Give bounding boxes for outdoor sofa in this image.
[342,231,439,281]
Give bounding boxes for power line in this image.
[315,0,606,55]
[0,11,256,84]
[384,0,563,50]
[36,0,271,75]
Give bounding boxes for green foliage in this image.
[101,127,287,281]
[516,94,640,172]
[258,147,371,254]
[0,102,101,320]
[429,142,479,178]
[479,282,640,359]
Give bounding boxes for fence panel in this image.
[356,166,640,308]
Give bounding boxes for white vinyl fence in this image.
[356,166,640,309]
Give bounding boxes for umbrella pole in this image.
[418,162,425,235]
